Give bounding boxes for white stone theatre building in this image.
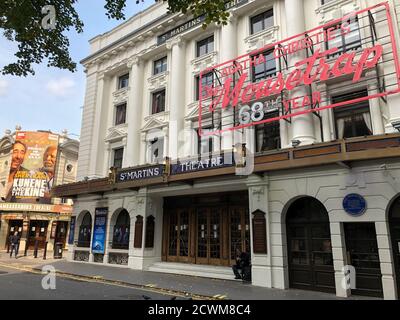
[55,0,400,299]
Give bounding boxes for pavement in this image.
[0,251,378,300]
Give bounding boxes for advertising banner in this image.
[92,208,108,254]
[5,131,59,204]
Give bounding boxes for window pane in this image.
[197,36,214,57]
[118,74,129,89]
[113,148,124,169]
[115,103,126,125]
[252,50,276,81]
[255,110,280,152]
[154,57,167,75]
[152,89,166,114]
[251,14,264,34]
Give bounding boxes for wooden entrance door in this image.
[344,223,383,298]
[166,209,191,263]
[28,221,49,249]
[229,206,250,265]
[55,221,69,248]
[286,197,335,293]
[196,207,223,266]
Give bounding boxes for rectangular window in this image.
[255,110,281,152]
[115,103,127,126]
[152,89,166,114]
[154,56,167,75]
[197,127,214,155]
[333,90,372,139]
[113,148,124,169]
[252,50,277,82]
[150,137,164,163]
[325,17,362,55]
[197,36,214,57]
[196,72,214,101]
[251,9,273,35]
[118,73,129,89]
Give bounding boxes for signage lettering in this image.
[172,155,234,174]
[117,165,163,182]
[158,0,248,45]
[199,2,400,136]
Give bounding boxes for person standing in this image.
[9,231,21,259]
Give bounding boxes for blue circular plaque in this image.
[343,194,367,216]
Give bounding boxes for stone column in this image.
[166,36,186,160]
[19,214,30,253]
[367,80,385,135]
[316,83,333,142]
[103,214,113,264]
[376,221,397,300]
[221,14,237,150]
[89,73,109,178]
[128,213,136,268]
[88,212,95,263]
[126,56,145,167]
[284,0,315,145]
[330,222,351,298]
[246,174,272,288]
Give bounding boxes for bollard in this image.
[24,240,28,256]
[6,242,10,253]
[34,240,39,258]
[43,241,48,260]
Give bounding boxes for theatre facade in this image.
[54,0,400,299]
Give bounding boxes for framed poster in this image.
[50,222,57,239]
[92,208,108,254]
[68,217,76,245]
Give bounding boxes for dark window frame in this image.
[153,56,168,75]
[325,16,362,56]
[113,147,124,169]
[255,109,281,153]
[250,9,274,35]
[332,90,372,139]
[118,73,129,90]
[197,127,214,156]
[78,212,92,248]
[195,72,214,101]
[112,210,130,250]
[152,89,166,114]
[252,49,277,82]
[196,35,214,57]
[115,103,127,126]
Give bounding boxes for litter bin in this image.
[54,242,63,259]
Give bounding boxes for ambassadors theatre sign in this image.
[198,2,400,136]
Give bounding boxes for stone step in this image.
[148,262,238,281]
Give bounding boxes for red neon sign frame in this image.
[198,2,400,137]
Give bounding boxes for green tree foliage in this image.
[0,0,228,76]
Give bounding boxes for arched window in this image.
[78,212,92,248]
[112,210,130,249]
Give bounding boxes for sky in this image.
[0,0,153,139]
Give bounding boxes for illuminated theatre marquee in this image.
[198,2,400,136]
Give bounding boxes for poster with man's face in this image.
[6,131,59,204]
